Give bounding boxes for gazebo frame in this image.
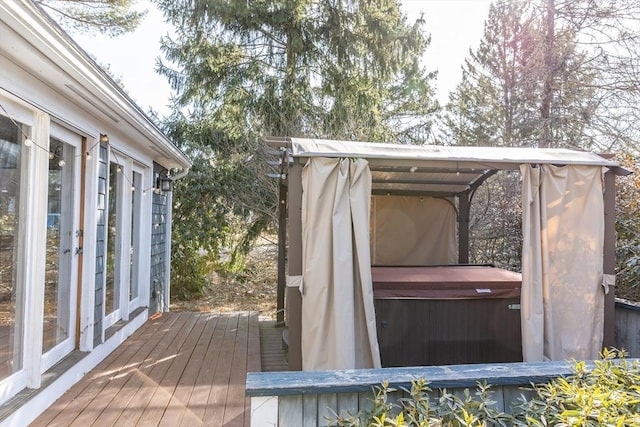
[266,136,631,370]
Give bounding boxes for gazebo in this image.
[266,137,631,371]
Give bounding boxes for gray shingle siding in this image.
[149,163,168,313]
[93,142,108,347]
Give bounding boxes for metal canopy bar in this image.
[264,136,291,148]
[367,158,522,171]
[370,165,484,174]
[469,169,499,191]
[372,178,476,186]
[609,166,633,176]
[371,189,462,197]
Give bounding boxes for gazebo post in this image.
[286,162,303,370]
[458,191,470,264]
[603,169,616,349]
[276,177,287,326]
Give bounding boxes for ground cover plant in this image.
[330,349,640,426]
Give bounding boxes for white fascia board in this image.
[0,1,191,170]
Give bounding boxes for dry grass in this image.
[169,241,278,318]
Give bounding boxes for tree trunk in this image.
[540,0,555,148]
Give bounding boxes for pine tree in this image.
[441,0,640,286]
[36,0,145,36]
[154,0,439,290]
[442,0,596,149]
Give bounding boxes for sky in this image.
[73,0,493,117]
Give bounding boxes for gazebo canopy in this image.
[266,137,630,197]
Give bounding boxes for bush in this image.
[330,349,640,426]
[170,244,213,300]
[510,348,640,426]
[330,379,511,426]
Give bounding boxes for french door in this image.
[0,111,28,386]
[41,125,81,373]
[105,158,124,328]
[105,153,146,329]
[128,165,144,312]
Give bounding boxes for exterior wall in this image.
[93,142,108,347]
[0,1,189,420]
[149,163,169,313]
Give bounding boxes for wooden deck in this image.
[30,311,266,427]
[259,320,288,372]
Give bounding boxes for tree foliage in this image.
[442,0,599,149]
[155,0,439,294]
[443,0,640,153]
[36,0,145,36]
[615,154,640,301]
[441,0,640,287]
[554,0,640,154]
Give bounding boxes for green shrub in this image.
[330,379,511,426]
[330,349,640,427]
[170,244,213,300]
[510,348,640,426]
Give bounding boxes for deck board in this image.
[203,313,239,426]
[30,311,261,427]
[36,312,186,427]
[223,313,250,427]
[158,313,220,426]
[259,320,288,372]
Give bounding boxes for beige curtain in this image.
[370,196,457,265]
[300,157,381,371]
[521,164,605,362]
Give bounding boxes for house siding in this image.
[149,163,168,313]
[0,2,192,419]
[93,142,108,347]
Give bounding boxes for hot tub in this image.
[373,265,523,367]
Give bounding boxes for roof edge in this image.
[3,0,191,169]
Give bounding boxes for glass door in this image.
[104,160,124,328]
[0,114,26,383]
[128,166,143,311]
[104,154,147,328]
[41,131,80,372]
